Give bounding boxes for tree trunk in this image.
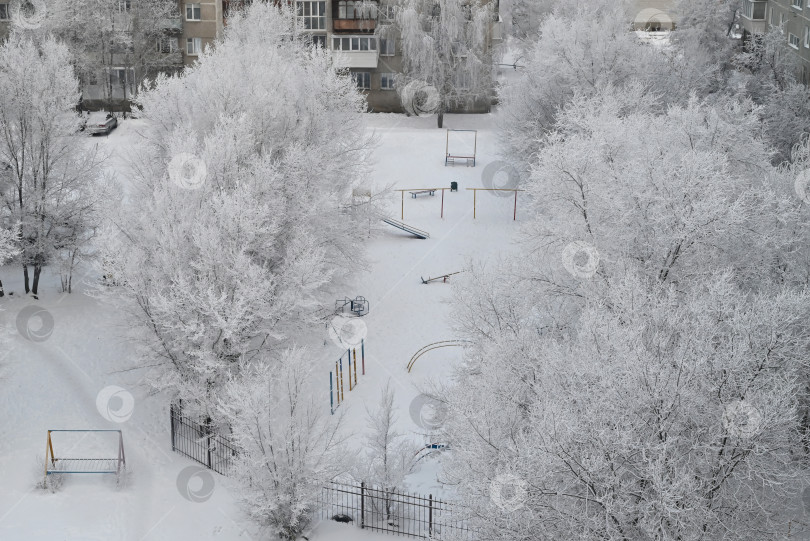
[23,264,30,294]
[437,111,444,129]
[32,264,42,298]
[0,278,4,297]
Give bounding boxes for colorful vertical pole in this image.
[330,372,334,414]
[362,339,365,375]
[339,357,344,402]
[353,349,358,387]
[336,361,341,404]
[473,189,477,219]
[348,351,353,391]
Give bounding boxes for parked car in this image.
[88,112,118,135]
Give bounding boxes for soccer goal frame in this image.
[445,129,477,167]
[44,429,126,484]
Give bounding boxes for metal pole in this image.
[362,339,365,375]
[401,190,404,220]
[348,350,353,391]
[473,189,476,219]
[441,188,444,219]
[170,404,176,451]
[353,349,358,387]
[339,357,344,402]
[330,372,334,414]
[429,494,433,535]
[336,361,340,404]
[514,190,517,221]
[360,481,366,530]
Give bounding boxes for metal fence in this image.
[169,403,237,475]
[318,480,476,540]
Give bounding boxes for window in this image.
[157,36,179,53]
[338,0,376,19]
[743,0,766,20]
[380,72,395,90]
[109,67,134,87]
[118,0,131,12]
[789,32,800,48]
[332,36,377,51]
[378,4,395,21]
[380,37,395,56]
[186,37,202,55]
[0,3,8,20]
[311,34,326,48]
[805,26,810,47]
[185,3,201,21]
[297,1,325,30]
[352,71,370,90]
[452,70,471,90]
[793,0,803,9]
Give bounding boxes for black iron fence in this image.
[169,403,237,475]
[318,480,476,540]
[168,407,476,539]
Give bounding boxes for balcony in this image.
[333,18,376,32]
[331,50,378,69]
[158,16,183,34]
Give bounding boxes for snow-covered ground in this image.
[0,111,521,540]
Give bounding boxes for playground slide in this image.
[382,218,430,239]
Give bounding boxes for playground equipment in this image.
[44,429,126,485]
[394,188,452,220]
[466,188,526,220]
[414,443,448,463]
[382,218,430,239]
[420,271,462,284]
[407,340,470,373]
[335,296,369,317]
[445,129,477,167]
[331,339,366,415]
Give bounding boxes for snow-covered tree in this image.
[735,27,810,164]
[444,87,810,538]
[219,348,349,541]
[444,271,810,540]
[0,228,20,298]
[359,381,420,524]
[498,3,681,173]
[390,0,496,127]
[520,86,802,292]
[106,2,372,416]
[0,33,106,297]
[43,0,181,108]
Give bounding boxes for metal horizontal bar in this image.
[465,188,525,191]
[47,471,117,474]
[48,429,122,433]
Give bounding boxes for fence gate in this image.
[169,403,236,475]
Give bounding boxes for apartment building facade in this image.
[181,0,501,113]
[741,0,810,83]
